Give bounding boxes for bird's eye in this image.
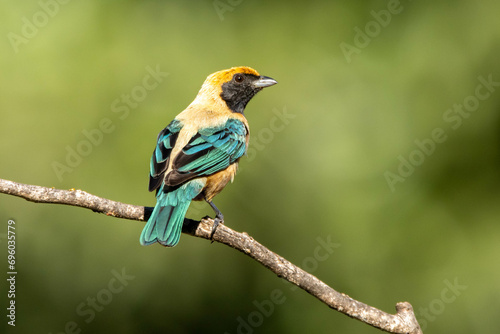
[234,74,244,83]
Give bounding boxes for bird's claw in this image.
[210,216,224,242]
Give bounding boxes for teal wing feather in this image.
[165,118,248,186]
[148,120,183,192]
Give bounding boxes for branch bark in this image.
[0,178,422,334]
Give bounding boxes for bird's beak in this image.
[253,76,278,88]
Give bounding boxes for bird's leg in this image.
[205,197,224,240]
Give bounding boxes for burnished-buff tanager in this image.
[140,66,277,247]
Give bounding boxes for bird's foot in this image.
[210,215,224,241]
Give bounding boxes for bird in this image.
[140,66,277,247]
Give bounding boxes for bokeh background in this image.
[1,1,500,333]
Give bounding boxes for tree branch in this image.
[0,178,422,334]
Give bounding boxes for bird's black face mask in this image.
[220,73,261,114]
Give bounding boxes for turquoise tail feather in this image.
[140,179,205,247]
[140,201,189,247]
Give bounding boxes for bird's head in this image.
[194,66,277,114]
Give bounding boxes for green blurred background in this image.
[1,1,500,333]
